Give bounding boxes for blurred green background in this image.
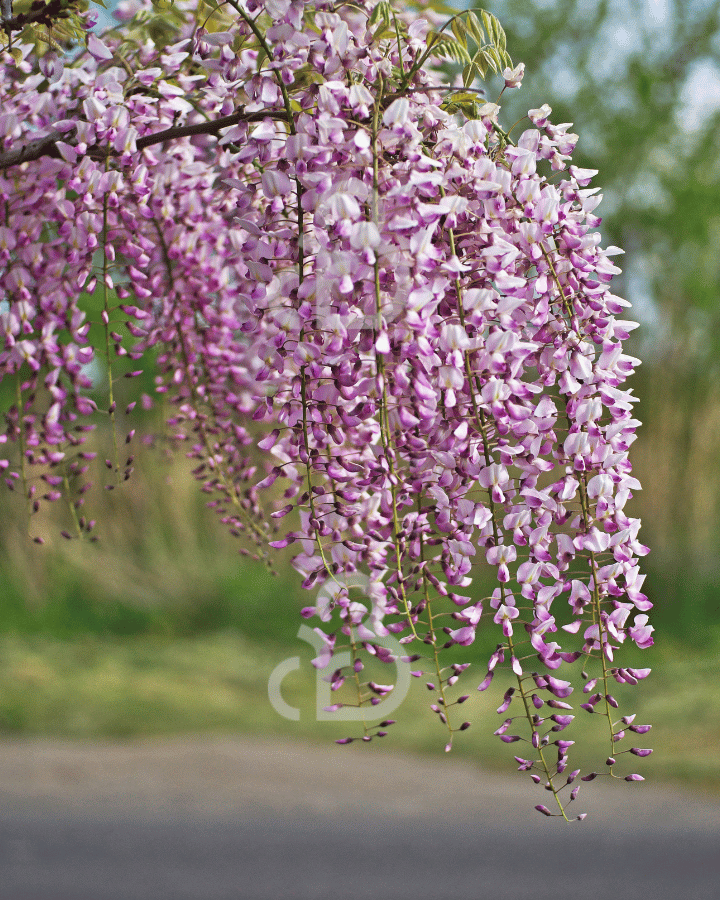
[1,0,720,792]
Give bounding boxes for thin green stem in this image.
[445,216,570,817]
[397,10,468,94]
[225,0,296,134]
[14,374,30,532]
[101,187,121,485]
[416,495,455,743]
[62,468,83,539]
[542,245,617,770]
[153,218,269,549]
[508,634,570,820]
[370,76,419,640]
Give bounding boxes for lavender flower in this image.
[0,0,652,818]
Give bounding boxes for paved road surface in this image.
[0,736,718,899]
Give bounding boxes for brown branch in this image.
[135,108,290,151]
[0,107,292,172]
[2,0,75,37]
[0,128,69,170]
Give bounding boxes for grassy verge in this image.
[1,432,718,793]
[0,629,717,795]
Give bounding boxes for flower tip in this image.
[502,62,525,89]
[87,33,114,60]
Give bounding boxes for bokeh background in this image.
[1,0,719,792]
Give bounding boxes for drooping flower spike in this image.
[0,0,650,818]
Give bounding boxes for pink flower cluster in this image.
[0,0,651,817]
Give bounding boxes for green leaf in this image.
[368,1,391,29]
[465,11,486,49]
[372,24,395,42]
[480,10,496,44]
[442,90,485,119]
[287,64,325,91]
[471,50,487,80]
[430,36,472,66]
[481,46,502,74]
[450,17,467,49]
[497,26,507,54]
[446,90,482,104]
[471,48,489,78]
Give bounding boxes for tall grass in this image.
[0,427,303,643]
[631,363,720,643]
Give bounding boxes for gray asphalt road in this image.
[1,737,718,900]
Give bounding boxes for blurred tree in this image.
[477,0,720,638]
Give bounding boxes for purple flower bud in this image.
[497,687,515,713]
[478,671,494,692]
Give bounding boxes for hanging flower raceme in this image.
[0,0,651,818]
